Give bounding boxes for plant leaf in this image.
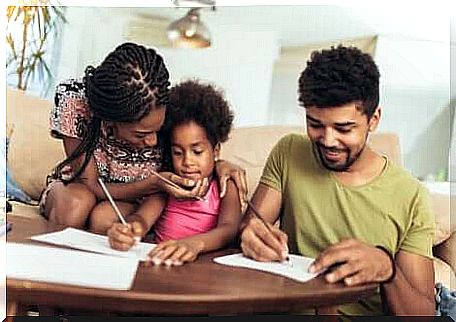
[6,4,66,91]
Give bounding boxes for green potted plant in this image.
[5,4,67,206]
[6,4,66,93]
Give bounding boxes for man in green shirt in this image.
[239,45,435,316]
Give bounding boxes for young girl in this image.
[107,80,242,265]
[40,42,247,234]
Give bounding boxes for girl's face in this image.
[111,106,166,149]
[170,120,219,181]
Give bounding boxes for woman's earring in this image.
[214,156,219,162]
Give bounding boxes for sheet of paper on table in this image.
[6,242,138,290]
[213,253,318,283]
[31,227,155,261]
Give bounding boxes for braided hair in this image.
[51,42,170,184]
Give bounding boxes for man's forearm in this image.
[381,266,435,315]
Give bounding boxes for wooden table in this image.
[6,214,378,316]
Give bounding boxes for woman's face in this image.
[111,106,166,149]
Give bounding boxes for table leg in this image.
[38,306,57,316]
[315,305,339,322]
[6,301,17,316]
[6,301,27,316]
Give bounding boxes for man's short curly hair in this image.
[298,45,380,118]
[163,80,234,147]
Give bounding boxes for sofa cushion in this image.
[426,183,456,246]
[434,232,456,276]
[434,256,456,290]
[221,126,305,198]
[7,88,65,200]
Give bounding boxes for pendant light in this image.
[167,8,211,48]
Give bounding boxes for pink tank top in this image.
[154,179,220,243]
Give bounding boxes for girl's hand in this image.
[147,239,204,266]
[156,172,209,200]
[107,222,143,251]
[215,160,248,209]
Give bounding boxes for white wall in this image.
[449,18,456,182]
[160,26,279,127]
[56,8,131,81]
[375,36,451,179]
[55,7,452,179]
[56,7,279,127]
[267,35,452,179]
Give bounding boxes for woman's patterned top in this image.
[49,78,163,184]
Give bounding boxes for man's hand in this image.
[309,239,394,286]
[240,216,289,262]
[107,222,144,251]
[214,160,248,210]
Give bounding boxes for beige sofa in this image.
[6,87,456,289]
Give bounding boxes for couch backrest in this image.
[6,88,402,200]
[7,88,65,200]
[220,126,402,198]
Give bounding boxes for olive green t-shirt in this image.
[260,134,435,316]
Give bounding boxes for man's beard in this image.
[314,141,366,172]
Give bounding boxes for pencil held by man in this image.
[240,199,289,263]
[246,201,292,265]
[238,46,436,316]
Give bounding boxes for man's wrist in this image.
[375,245,396,283]
[236,216,253,247]
[239,213,255,233]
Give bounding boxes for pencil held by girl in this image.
[41,42,247,235]
[108,80,243,265]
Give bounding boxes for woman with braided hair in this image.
[40,42,247,234]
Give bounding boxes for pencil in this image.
[98,178,141,246]
[247,200,292,265]
[149,169,204,201]
[97,177,127,225]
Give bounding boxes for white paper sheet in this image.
[213,253,318,283]
[31,228,155,261]
[6,242,138,290]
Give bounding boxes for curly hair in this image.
[52,42,170,184]
[163,80,234,148]
[298,45,380,118]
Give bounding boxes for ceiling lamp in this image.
[167,8,211,48]
[171,0,215,7]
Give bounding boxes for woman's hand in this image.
[107,222,144,251]
[155,172,209,200]
[215,160,248,209]
[147,239,205,266]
